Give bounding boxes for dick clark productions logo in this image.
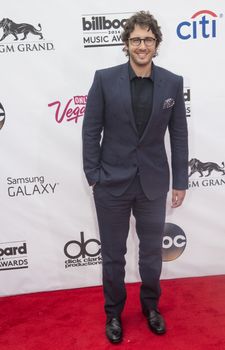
[64,231,102,268]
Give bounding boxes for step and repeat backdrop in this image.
[1,0,224,296]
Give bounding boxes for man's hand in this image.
[171,189,186,208]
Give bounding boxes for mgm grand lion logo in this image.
[189,158,225,177]
[0,18,43,41]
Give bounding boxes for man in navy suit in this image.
[82,11,188,343]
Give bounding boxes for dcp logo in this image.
[177,10,219,40]
[162,223,187,261]
[64,231,101,259]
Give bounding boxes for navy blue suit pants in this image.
[93,174,167,317]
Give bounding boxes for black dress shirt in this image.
[129,63,154,138]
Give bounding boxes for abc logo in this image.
[162,223,187,261]
[0,102,5,130]
[64,231,101,259]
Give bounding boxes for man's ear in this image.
[122,42,129,56]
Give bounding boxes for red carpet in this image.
[0,275,225,350]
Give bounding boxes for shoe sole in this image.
[107,337,123,343]
[149,326,166,335]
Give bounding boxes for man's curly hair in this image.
[121,11,163,56]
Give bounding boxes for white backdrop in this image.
[0,0,224,296]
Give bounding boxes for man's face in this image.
[125,24,157,70]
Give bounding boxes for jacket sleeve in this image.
[82,71,104,186]
[168,76,189,190]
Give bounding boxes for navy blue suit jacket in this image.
[82,62,188,200]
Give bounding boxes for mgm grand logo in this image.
[0,18,54,53]
[189,158,225,188]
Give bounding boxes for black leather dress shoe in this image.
[145,309,166,335]
[106,317,122,343]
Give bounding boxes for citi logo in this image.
[82,16,126,31]
[177,10,220,40]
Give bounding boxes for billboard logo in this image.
[82,12,131,48]
[0,241,28,271]
[177,10,220,40]
[82,16,127,31]
[184,87,191,117]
